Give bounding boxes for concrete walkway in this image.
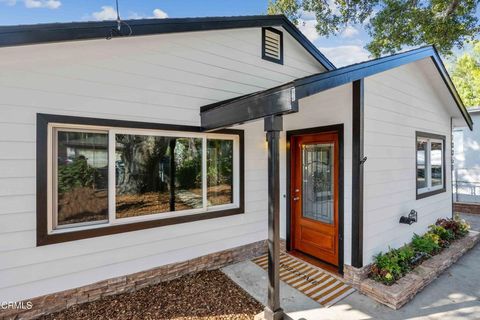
[222,214,480,320]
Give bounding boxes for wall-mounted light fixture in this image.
[399,210,418,225]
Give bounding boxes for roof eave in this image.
[0,15,335,71]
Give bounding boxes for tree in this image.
[448,41,480,107]
[267,0,479,57]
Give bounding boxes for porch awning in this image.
[200,83,297,131]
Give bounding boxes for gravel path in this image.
[40,270,263,320]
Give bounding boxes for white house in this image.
[453,107,480,209]
[0,15,472,319]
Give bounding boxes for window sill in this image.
[416,187,446,200]
[38,207,244,246]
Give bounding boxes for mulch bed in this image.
[39,270,263,320]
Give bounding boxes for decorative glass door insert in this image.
[302,143,334,224]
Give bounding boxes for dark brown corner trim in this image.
[36,113,245,246]
[415,131,446,200]
[352,79,364,268]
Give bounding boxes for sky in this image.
[0,0,468,66]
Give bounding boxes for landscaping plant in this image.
[370,216,470,285]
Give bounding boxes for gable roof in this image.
[0,15,335,71]
[201,46,473,130]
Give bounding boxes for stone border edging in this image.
[0,240,267,320]
[356,231,480,309]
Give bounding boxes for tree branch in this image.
[438,0,460,19]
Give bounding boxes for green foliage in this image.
[267,0,301,24]
[175,139,202,189]
[370,215,470,285]
[267,0,479,57]
[448,42,480,107]
[429,225,455,246]
[411,233,441,255]
[454,214,471,237]
[176,157,202,189]
[58,156,99,193]
[370,245,414,285]
[207,140,233,187]
[436,215,470,238]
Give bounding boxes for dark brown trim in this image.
[415,131,447,200]
[352,79,364,268]
[262,27,284,65]
[200,83,296,130]
[286,124,344,275]
[36,113,245,246]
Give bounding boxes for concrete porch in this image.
[222,213,480,320]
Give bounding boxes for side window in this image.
[416,132,446,199]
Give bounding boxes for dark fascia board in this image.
[293,46,472,130]
[201,82,296,130]
[0,15,335,71]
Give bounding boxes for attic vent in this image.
[262,27,283,65]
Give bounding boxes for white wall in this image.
[232,84,353,265]
[0,26,325,302]
[453,111,480,203]
[363,60,453,264]
[282,84,353,265]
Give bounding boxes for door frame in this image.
[286,124,344,275]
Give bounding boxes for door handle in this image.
[293,196,300,201]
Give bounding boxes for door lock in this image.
[293,196,300,201]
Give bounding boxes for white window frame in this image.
[47,123,240,235]
[416,134,445,196]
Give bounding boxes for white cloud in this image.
[152,8,168,19]
[297,10,320,42]
[318,45,370,67]
[92,6,117,21]
[1,0,61,8]
[341,25,359,38]
[0,0,17,6]
[298,19,320,42]
[24,0,61,9]
[93,7,168,21]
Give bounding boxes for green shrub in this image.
[411,233,440,255]
[436,216,470,239]
[370,216,468,285]
[370,245,414,285]
[58,156,99,193]
[429,225,455,247]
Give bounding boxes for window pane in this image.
[417,139,427,189]
[174,138,203,210]
[431,141,443,187]
[207,139,233,206]
[115,134,202,218]
[302,143,334,224]
[56,131,109,227]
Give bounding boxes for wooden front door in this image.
[290,131,339,266]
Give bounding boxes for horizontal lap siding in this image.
[281,85,353,265]
[0,27,324,302]
[363,62,452,264]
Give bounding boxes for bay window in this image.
[416,132,446,199]
[37,114,244,245]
